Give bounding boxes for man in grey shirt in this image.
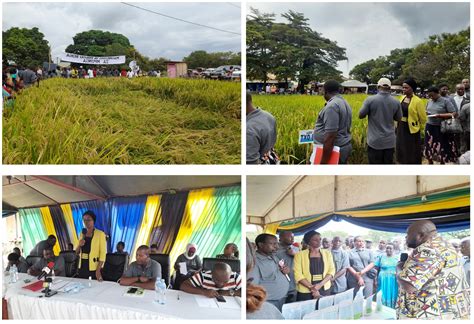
[120,245,161,290]
[275,231,296,303]
[313,80,352,164]
[251,233,290,311]
[330,236,349,294]
[359,78,402,164]
[246,91,278,164]
[18,68,38,87]
[28,248,65,277]
[30,235,57,257]
[347,236,376,298]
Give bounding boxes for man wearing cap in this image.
[359,78,402,164]
[313,80,353,164]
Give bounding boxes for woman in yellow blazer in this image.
[396,78,427,164]
[76,210,107,281]
[293,230,335,301]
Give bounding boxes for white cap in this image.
[377,77,392,87]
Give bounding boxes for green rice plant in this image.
[252,94,427,164]
[3,77,241,164]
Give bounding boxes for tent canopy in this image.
[247,176,470,233]
[341,80,368,88]
[3,175,241,211]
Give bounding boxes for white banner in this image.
[60,53,126,65]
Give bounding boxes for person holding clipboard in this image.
[76,210,107,281]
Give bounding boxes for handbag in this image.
[441,116,463,134]
[356,250,377,279]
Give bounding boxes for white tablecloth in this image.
[3,273,241,320]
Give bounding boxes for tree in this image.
[350,28,469,90]
[65,30,131,56]
[183,50,241,69]
[403,28,470,89]
[246,9,346,91]
[246,8,277,86]
[2,27,50,68]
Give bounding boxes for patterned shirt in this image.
[396,236,470,319]
[189,270,242,291]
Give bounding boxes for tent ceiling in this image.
[3,175,241,209]
[247,175,470,225]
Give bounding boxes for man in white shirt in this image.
[452,84,469,112]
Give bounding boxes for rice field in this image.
[3,77,241,164]
[252,94,426,164]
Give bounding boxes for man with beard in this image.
[251,233,290,311]
[396,220,470,319]
[276,231,297,303]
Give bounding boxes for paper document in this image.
[217,296,241,309]
[195,295,218,308]
[179,262,188,275]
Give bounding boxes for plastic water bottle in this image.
[88,276,92,288]
[9,265,17,283]
[12,264,18,283]
[51,269,56,282]
[155,278,166,304]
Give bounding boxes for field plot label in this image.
[61,53,126,65]
[298,130,313,144]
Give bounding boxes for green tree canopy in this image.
[247,8,347,91]
[65,30,131,56]
[350,28,469,90]
[3,27,50,69]
[183,50,241,69]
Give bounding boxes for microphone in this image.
[38,262,55,280]
[82,228,87,237]
[278,259,291,282]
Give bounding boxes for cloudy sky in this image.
[248,2,470,76]
[3,2,241,61]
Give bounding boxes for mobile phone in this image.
[128,287,138,294]
[216,295,226,302]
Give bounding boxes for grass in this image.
[252,94,427,164]
[3,77,241,164]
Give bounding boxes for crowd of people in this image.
[246,78,470,165]
[5,210,241,299]
[246,220,470,320]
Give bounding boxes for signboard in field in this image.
[299,130,314,144]
[60,53,126,65]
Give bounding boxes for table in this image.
[3,273,241,320]
[362,303,396,320]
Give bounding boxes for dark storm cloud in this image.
[3,2,241,61]
[248,2,469,76]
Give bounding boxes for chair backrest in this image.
[202,257,240,273]
[25,255,42,268]
[149,253,170,287]
[102,253,128,282]
[59,251,78,277]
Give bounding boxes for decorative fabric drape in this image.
[19,208,47,256]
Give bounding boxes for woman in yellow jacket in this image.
[293,230,335,301]
[396,78,427,164]
[76,210,107,281]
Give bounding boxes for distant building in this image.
[166,61,187,78]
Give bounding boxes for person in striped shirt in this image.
[180,262,241,298]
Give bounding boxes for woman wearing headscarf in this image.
[246,238,284,320]
[293,230,335,301]
[76,210,107,281]
[173,243,202,289]
[396,78,427,164]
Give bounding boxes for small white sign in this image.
[298,130,314,144]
